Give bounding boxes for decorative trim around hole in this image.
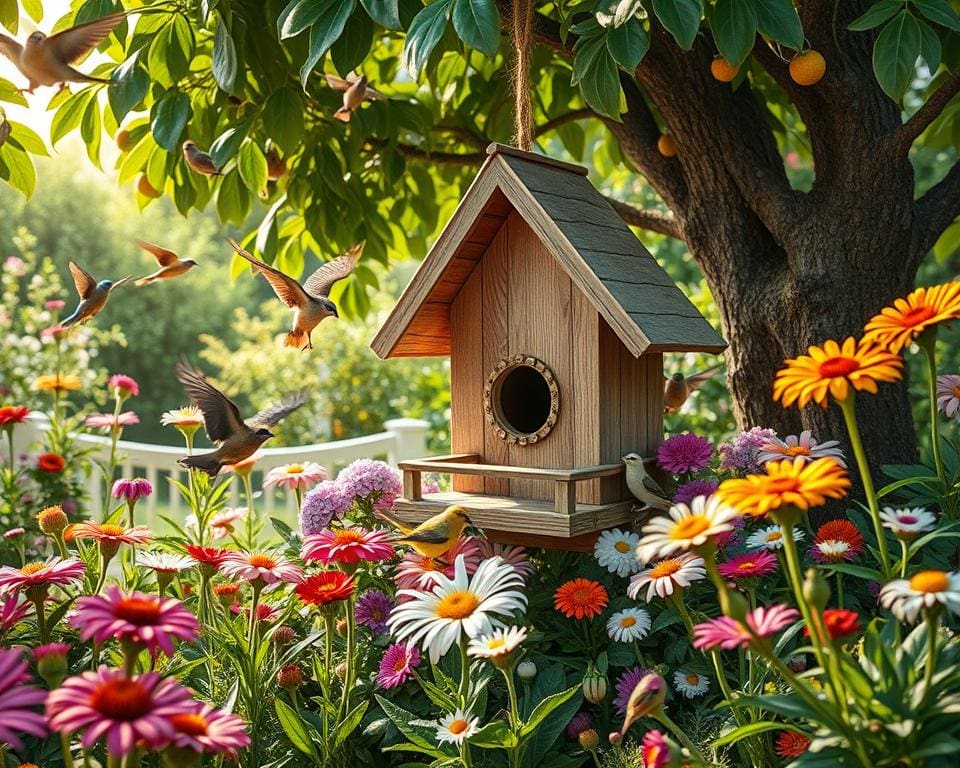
[483,354,560,445]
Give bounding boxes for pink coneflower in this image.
[109,374,140,399]
[209,507,246,539]
[656,433,713,474]
[337,459,402,512]
[40,324,68,340]
[71,586,199,657]
[355,589,394,634]
[810,520,864,564]
[112,477,153,501]
[717,550,778,581]
[642,729,673,768]
[220,551,303,585]
[937,375,960,419]
[166,702,250,753]
[299,481,351,535]
[46,667,194,755]
[85,411,140,430]
[33,642,71,662]
[757,430,846,468]
[1,594,32,633]
[33,643,70,687]
[0,557,86,594]
[301,528,394,565]
[376,642,420,688]
[263,462,327,491]
[612,666,650,716]
[0,647,47,750]
[45,299,66,310]
[672,478,719,505]
[693,604,799,650]
[394,535,483,591]
[4,526,25,539]
[478,540,534,580]
[72,522,152,559]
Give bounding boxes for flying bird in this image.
[182,141,221,176]
[377,505,473,560]
[134,240,197,286]
[663,365,724,414]
[174,360,307,477]
[325,73,385,122]
[0,12,125,93]
[62,261,131,328]
[228,239,363,350]
[622,453,672,511]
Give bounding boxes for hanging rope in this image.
[510,0,534,151]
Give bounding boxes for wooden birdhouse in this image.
[372,144,725,550]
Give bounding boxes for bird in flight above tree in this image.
[134,240,198,286]
[62,261,131,328]
[325,73,386,122]
[663,365,724,414]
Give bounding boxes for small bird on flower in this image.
[622,453,671,511]
[134,240,197,286]
[325,73,386,122]
[182,140,221,176]
[377,505,473,560]
[663,365,723,413]
[174,360,307,477]
[228,239,363,350]
[62,261,131,327]
[0,12,125,93]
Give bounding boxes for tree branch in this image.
[366,141,486,166]
[536,108,594,137]
[606,198,682,239]
[914,161,960,260]
[892,75,960,157]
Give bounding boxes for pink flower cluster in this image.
[718,427,777,474]
[336,458,402,513]
[657,433,713,474]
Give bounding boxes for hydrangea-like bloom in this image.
[336,459,402,512]
[656,433,713,474]
[299,481,351,535]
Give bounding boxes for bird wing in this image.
[302,242,363,299]
[687,365,723,391]
[247,390,309,428]
[397,526,451,545]
[109,275,133,291]
[0,34,23,65]
[46,12,125,64]
[174,360,246,444]
[136,239,178,267]
[324,73,353,91]
[68,260,96,299]
[642,471,669,499]
[227,239,309,309]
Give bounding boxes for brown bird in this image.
[62,261,131,327]
[228,239,363,350]
[325,73,385,122]
[174,360,307,477]
[663,365,724,414]
[182,140,220,176]
[134,240,198,286]
[0,12,124,93]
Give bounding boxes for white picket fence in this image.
[13,415,431,529]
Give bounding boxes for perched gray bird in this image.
[325,73,385,122]
[0,12,124,93]
[663,365,723,414]
[174,361,307,477]
[622,453,672,511]
[228,239,363,350]
[134,240,197,286]
[182,140,221,176]
[62,261,131,327]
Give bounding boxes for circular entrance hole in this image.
[484,356,560,445]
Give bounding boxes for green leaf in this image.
[0,77,28,107]
[210,120,252,166]
[150,91,191,152]
[213,19,239,94]
[713,720,807,748]
[217,169,251,225]
[520,684,581,738]
[148,15,195,88]
[360,0,401,28]
[0,0,17,33]
[334,700,369,747]
[606,18,650,70]
[727,693,814,719]
[651,0,702,50]
[330,10,375,75]
[919,19,943,73]
[403,0,453,76]
[51,90,95,146]
[711,0,758,65]
[237,140,268,192]
[817,562,885,580]
[375,696,445,752]
[913,0,960,31]
[274,699,319,758]
[80,96,102,169]
[108,60,150,122]
[451,0,500,58]
[753,0,803,49]
[579,44,622,118]
[281,0,330,38]
[263,87,305,154]
[471,719,517,748]
[873,10,921,101]
[21,0,42,22]
[9,122,47,155]
[299,0,357,87]
[0,141,36,197]
[848,0,903,31]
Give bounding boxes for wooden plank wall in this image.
[450,265,484,493]
[481,219,511,495]
[572,290,601,504]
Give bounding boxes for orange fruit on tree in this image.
[137,175,161,199]
[789,50,826,86]
[116,129,131,151]
[711,57,739,82]
[657,134,678,157]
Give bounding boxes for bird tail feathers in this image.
[177,455,221,477]
[375,509,414,536]
[134,276,154,287]
[332,108,352,123]
[284,330,308,349]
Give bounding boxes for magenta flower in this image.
[4,526,25,539]
[612,666,651,715]
[337,459,402,512]
[672,479,719,506]
[377,642,420,688]
[85,411,140,430]
[394,535,483,591]
[299,480,351,535]
[565,711,594,740]
[167,702,250,753]
[355,589,394,634]
[693,604,800,650]
[46,667,194,756]
[301,528,394,565]
[109,374,140,399]
[33,642,71,662]
[45,299,66,310]
[263,462,328,492]
[0,557,86,594]
[0,648,47,750]
[70,586,199,657]
[1,594,32,633]
[718,427,777,474]
[477,540,535,580]
[112,477,153,501]
[657,433,713,474]
[717,550,778,581]
[641,730,673,768]
[937,375,960,419]
[220,551,303,585]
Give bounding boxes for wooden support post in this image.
[403,469,423,501]
[554,480,576,516]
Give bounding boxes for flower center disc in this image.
[99,524,126,537]
[20,562,45,575]
[765,531,783,542]
[488,637,506,649]
[248,553,277,568]
[115,597,162,625]
[286,465,304,474]
[436,591,479,619]
[737,561,758,571]
[333,530,365,545]
[686,674,700,685]
[620,616,637,628]
[900,304,938,327]
[170,713,209,735]
[818,356,860,378]
[909,570,949,593]
[670,516,711,540]
[614,540,632,553]
[89,678,153,720]
[649,559,681,578]
[784,445,811,456]
[448,719,469,735]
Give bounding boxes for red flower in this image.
[295,572,355,608]
[804,609,861,640]
[184,545,231,568]
[775,731,810,758]
[37,453,66,473]
[0,405,29,427]
[554,579,608,620]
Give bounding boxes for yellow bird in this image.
[377,505,473,560]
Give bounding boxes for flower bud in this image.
[517,660,537,681]
[272,625,296,646]
[802,567,830,611]
[335,661,348,681]
[578,729,600,751]
[565,712,593,741]
[336,618,348,634]
[277,664,303,690]
[34,642,70,688]
[582,668,607,704]
[213,582,241,609]
[37,505,68,534]
[621,673,666,735]
[608,731,622,746]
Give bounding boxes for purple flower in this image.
[718,427,777,474]
[336,459,402,513]
[377,642,420,689]
[112,478,153,501]
[613,666,650,715]
[937,375,960,419]
[565,711,594,740]
[355,589,394,634]
[673,479,719,505]
[299,481,351,535]
[657,434,713,474]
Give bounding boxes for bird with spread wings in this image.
[62,260,131,327]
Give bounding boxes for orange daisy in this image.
[716,458,850,517]
[32,373,82,393]
[554,578,608,620]
[773,337,902,409]
[863,282,960,353]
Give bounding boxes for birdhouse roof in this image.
[371,144,726,359]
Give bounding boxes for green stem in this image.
[458,637,471,706]
[248,581,264,655]
[502,668,522,768]
[31,594,48,644]
[900,538,910,578]
[923,610,940,696]
[654,710,708,766]
[670,591,695,637]
[835,570,844,609]
[60,732,73,767]
[919,331,946,485]
[94,551,112,595]
[243,474,255,549]
[102,396,123,520]
[6,428,15,520]
[461,742,473,767]
[322,613,334,764]
[338,595,356,721]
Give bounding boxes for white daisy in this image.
[388,555,527,664]
[879,570,960,623]
[467,625,527,659]
[136,551,196,573]
[436,709,480,745]
[745,524,805,552]
[879,507,937,538]
[606,608,651,642]
[160,406,205,426]
[636,496,738,564]
[673,670,709,699]
[628,553,706,602]
[594,528,641,576]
